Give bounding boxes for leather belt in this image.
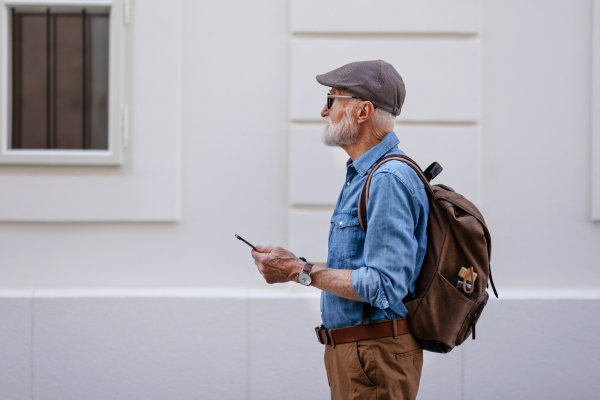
[315,318,411,345]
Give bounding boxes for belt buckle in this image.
[315,325,330,345]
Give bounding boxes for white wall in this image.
[0,0,599,399]
[2,290,599,400]
[481,0,600,289]
[0,0,290,288]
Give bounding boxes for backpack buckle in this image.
[424,162,443,182]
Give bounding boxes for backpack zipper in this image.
[471,293,489,340]
[472,312,478,339]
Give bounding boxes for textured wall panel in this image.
[1,293,599,399]
[290,39,480,122]
[481,0,600,289]
[593,0,600,220]
[290,125,348,205]
[464,299,600,399]
[397,126,481,206]
[249,297,327,399]
[290,125,480,207]
[290,210,332,262]
[418,348,462,400]
[33,296,247,400]
[0,293,32,400]
[291,0,480,34]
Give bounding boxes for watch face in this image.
[298,272,312,286]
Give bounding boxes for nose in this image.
[321,103,329,118]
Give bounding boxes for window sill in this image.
[0,149,122,166]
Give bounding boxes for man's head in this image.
[316,60,405,148]
[320,88,396,147]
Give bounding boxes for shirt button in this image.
[346,182,350,186]
[339,221,343,226]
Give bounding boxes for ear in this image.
[355,101,376,125]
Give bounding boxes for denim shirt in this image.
[320,132,429,330]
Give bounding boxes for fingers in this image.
[251,249,267,263]
[251,245,273,270]
[249,244,293,285]
[251,249,269,277]
[255,244,274,253]
[252,253,268,266]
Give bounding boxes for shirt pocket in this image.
[329,214,361,260]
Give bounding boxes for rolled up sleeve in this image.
[351,169,422,309]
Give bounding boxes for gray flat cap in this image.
[316,60,405,116]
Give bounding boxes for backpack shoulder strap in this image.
[358,155,439,232]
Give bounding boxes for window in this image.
[0,0,181,222]
[0,0,126,165]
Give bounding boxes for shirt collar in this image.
[347,131,400,176]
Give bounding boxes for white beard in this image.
[321,107,361,147]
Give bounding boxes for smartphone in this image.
[235,234,257,251]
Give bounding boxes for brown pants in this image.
[324,330,423,400]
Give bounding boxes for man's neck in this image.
[342,130,386,161]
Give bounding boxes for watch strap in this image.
[302,263,314,275]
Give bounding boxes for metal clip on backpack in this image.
[358,155,498,353]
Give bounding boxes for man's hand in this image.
[249,245,363,301]
[251,245,305,284]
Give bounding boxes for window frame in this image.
[0,0,125,166]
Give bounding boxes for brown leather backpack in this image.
[358,155,498,353]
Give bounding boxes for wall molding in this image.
[2,288,600,300]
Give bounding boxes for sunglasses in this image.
[327,93,358,109]
[326,93,375,110]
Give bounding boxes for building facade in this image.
[1,0,599,398]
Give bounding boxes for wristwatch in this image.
[298,262,314,286]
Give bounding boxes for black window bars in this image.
[10,7,108,150]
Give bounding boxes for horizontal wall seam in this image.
[290,120,479,127]
[0,288,322,299]
[291,205,336,212]
[292,33,479,40]
[2,289,600,300]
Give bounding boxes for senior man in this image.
[251,60,428,400]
